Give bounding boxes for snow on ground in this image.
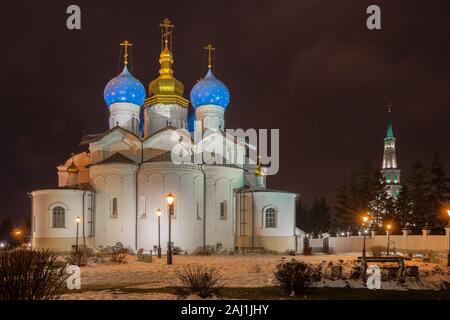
[61,254,450,300]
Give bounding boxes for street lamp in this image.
[386,224,392,256]
[166,193,175,265]
[360,214,370,280]
[156,208,162,258]
[75,216,81,252]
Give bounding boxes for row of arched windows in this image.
[51,200,278,229]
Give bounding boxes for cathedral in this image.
[30,19,300,253]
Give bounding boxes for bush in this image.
[193,245,217,256]
[175,264,224,298]
[422,250,439,263]
[369,245,385,257]
[98,244,129,263]
[274,259,321,295]
[66,246,93,266]
[0,248,69,300]
[348,260,361,280]
[173,246,183,255]
[285,249,296,256]
[111,247,128,263]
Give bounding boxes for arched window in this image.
[264,207,277,228]
[52,206,65,228]
[111,197,118,218]
[220,201,226,220]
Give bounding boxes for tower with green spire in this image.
[380,109,401,198]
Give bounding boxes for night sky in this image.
[1,0,450,224]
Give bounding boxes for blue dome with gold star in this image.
[190,69,230,109]
[104,66,146,107]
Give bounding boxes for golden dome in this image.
[67,160,79,174]
[146,41,189,108]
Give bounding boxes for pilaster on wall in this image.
[445,227,450,251]
[422,228,431,250]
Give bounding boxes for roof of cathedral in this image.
[86,152,136,167]
[190,69,230,109]
[238,188,299,195]
[59,182,95,191]
[80,126,140,145]
[144,151,173,162]
[104,66,146,107]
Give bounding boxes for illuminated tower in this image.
[144,18,189,137]
[380,108,401,197]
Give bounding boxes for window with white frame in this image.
[52,206,65,228]
[220,201,226,220]
[264,207,277,228]
[111,197,118,219]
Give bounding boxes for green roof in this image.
[386,119,394,138]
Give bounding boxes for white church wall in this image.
[31,189,94,251]
[90,164,137,249]
[144,104,188,137]
[248,191,297,252]
[204,166,244,250]
[92,175,106,247]
[137,163,204,253]
[108,102,140,134]
[195,105,225,131]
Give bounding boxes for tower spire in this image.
[204,44,216,69]
[120,40,133,66]
[386,102,394,138]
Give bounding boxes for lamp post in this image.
[386,224,392,256]
[447,209,450,267]
[361,214,370,280]
[166,193,175,265]
[156,208,162,258]
[75,216,80,252]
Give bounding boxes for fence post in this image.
[402,228,410,251]
[422,227,431,250]
[445,227,450,251]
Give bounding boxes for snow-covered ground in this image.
[61,254,450,300]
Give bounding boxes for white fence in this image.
[302,228,450,254]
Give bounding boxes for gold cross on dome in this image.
[120,40,133,65]
[204,44,216,69]
[388,101,392,113]
[160,18,174,48]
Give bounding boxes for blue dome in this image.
[104,66,146,107]
[190,69,230,109]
